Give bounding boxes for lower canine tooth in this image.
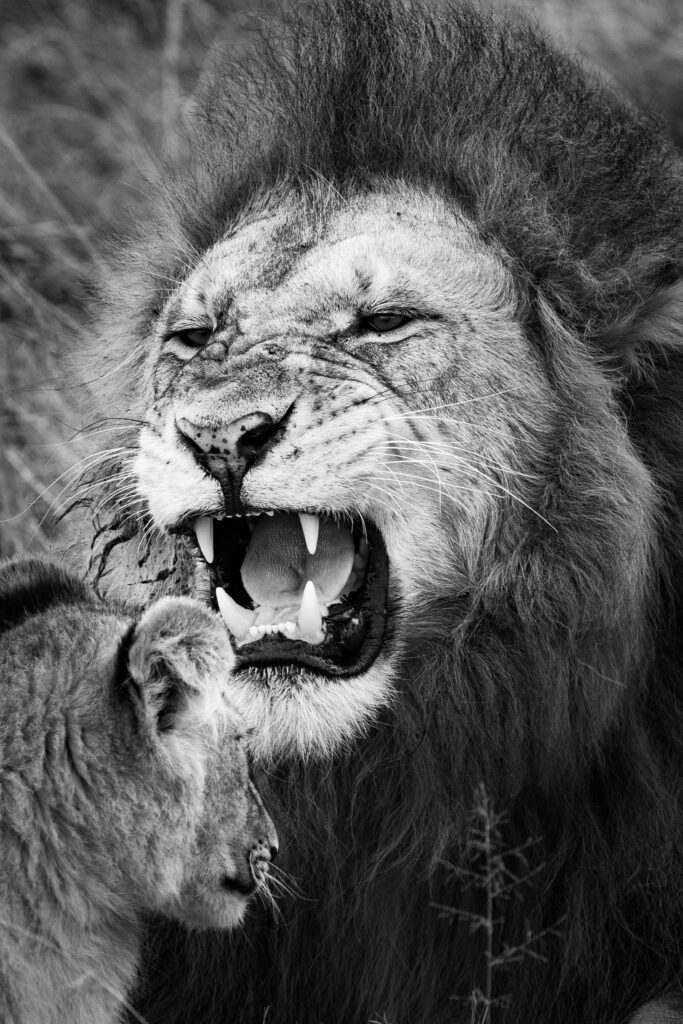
[194,516,214,564]
[297,580,324,644]
[215,587,255,640]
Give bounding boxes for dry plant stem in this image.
[483,796,494,1023]
[434,785,561,1023]
[162,0,188,162]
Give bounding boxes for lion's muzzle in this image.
[177,408,289,515]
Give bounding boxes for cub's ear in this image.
[119,597,234,744]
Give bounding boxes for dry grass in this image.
[0,0,681,559]
[515,0,683,146]
[0,0,275,557]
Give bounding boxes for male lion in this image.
[78,0,683,1021]
[0,559,277,1024]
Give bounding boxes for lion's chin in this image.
[227,656,398,761]
[167,890,250,931]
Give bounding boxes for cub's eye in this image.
[363,313,410,333]
[170,327,213,348]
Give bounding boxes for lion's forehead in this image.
[170,190,514,331]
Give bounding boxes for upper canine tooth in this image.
[216,587,255,640]
[297,580,324,644]
[299,513,320,556]
[194,516,214,564]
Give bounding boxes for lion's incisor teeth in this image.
[216,586,255,640]
[194,515,214,564]
[299,513,320,555]
[297,579,324,644]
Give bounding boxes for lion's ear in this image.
[120,597,234,743]
[596,276,683,363]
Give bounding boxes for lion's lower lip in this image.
[188,514,389,678]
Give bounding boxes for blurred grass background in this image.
[0,0,681,559]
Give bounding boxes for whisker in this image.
[381,433,537,480]
[0,449,134,525]
[361,381,526,415]
[357,473,471,513]
[267,863,308,900]
[255,880,284,924]
[372,459,555,531]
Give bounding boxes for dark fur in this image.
[0,559,94,636]
[85,1,683,1022]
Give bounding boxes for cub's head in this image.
[0,559,277,929]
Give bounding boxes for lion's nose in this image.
[177,411,282,512]
[178,411,280,467]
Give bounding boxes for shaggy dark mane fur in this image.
[82,2,683,1022]
[103,0,683,351]
[98,0,683,409]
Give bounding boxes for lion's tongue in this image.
[240,513,355,609]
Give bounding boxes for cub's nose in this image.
[176,411,283,512]
[249,836,278,886]
[221,837,278,896]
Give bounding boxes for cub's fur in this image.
[78,0,683,1021]
[0,559,276,1024]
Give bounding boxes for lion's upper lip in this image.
[186,509,389,677]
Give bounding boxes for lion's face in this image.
[134,186,556,759]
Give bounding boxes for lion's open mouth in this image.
[188,511,388,676]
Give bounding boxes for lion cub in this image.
[0,559,277,1024]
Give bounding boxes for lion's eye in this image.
[172,327,213,348]
[363,313,410,333]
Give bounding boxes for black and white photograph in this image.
[1,1,683,1021]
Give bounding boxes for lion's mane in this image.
[87,1,683,1022]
